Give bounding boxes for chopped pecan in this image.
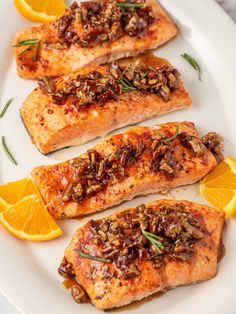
[179,132,206,156]
[71,284,89,303]
[38,76,55,93]
[58,258,74,278]
[202,132,223,162]
[62,183,73,202]
[123,263,140,279]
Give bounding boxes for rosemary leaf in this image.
[117,76,136,93]
[142,230,163,241]
[116,3,145,8]
[1,136,18,165]
[122,87,134,93]
[181,53,202,81]
[19,46,32,56]
[0,98,13,118]
[122,85,134,92]
[33,41,40,61]
[75,249,109,262]
[142,229,164,254]
[121,76,133,87]
[163,124,179,143]
[121,81,132,91]
[13,39,39,47]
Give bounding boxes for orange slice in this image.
[0,177,40,212]
[200,156,236,217]
[14,0,66,23]
[0,195,63,241]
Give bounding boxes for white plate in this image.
[1,1,236,313]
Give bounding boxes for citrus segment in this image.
[200,156,236,217]
[14,0,66,23]
[0,177,40,205]
[0,195,63,241]
[200,187,235,207]
[0,198,9,213]
[203,172,236,189]
[201,156,236,185]
[224,193,236,218]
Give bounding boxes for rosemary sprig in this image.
[181,53,201,81]
[13,39,39,47]
[14,39,40,61]
[142,229,164,254]
[1,136,18,165]
[117,76,136,93]
[0,98,13,118]
[163,124,179,143]
[75,249,109,262]
[116,2,145,8]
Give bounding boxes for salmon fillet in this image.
[20,54,191,154]
[13,0,178,79]
[31,121,222,219]
[58,199,225,310]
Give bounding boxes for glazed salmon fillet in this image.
[13,0,178,79]
[31,121,223,219]
[58,199,225,309]
[20,54,191,154]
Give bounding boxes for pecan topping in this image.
[57,0,154,48]
[37,63,179,107]
[75,204,205,280]
[61,147,130,204]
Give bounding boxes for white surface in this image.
[1,0,236,313]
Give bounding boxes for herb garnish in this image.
[33,41,40,61]
[181,53,201,81]
[115,2,145,8]
[19,46,32,56]
[76,249,109,262]
[0,98,13,118]
[1,136,18,165]
[162,124,180,143]
[14,39,40,61]
[117,76,136,93]
[13,39,39,47]
[142,229,164,254]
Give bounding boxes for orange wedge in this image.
[0,178,63,241]
[0,195,63,241]
[200,156,236,217]
[0,177,40,212]
[14,0,66,23]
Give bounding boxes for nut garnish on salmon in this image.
[31,121,223,219]
[58,199,225,309]
[13,0,178,78]
[20,54,191,154]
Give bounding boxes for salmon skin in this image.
[20,54,191,154]
[58,199,225,310]
[13,0,178,79]
[31,121,223,219]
